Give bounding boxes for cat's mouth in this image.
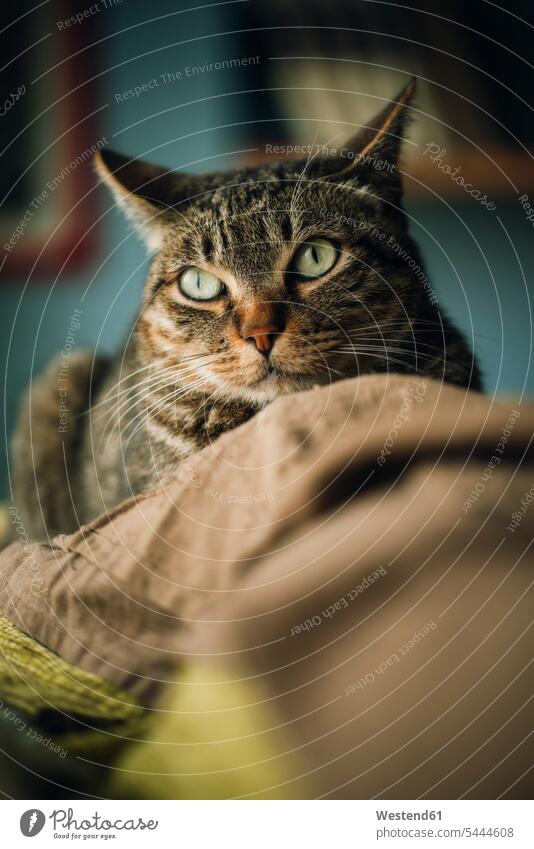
[253,363,282,387]
[249,362,315,397]
[243,362,289,396]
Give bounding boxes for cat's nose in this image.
[240,322,282,355]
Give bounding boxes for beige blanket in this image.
[1,374,533,798]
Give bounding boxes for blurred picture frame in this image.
[0,1,100,280]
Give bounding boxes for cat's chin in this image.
[212,373,295,406]
[251,371,288,401]
[246,368,318,403]
[210,365,320,406]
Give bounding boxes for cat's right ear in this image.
[94,149,177,251]
[334,78,416,177]
[310,79,416,204]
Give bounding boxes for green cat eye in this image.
[179,267,223,301]
[292,237,338,278]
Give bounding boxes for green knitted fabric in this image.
[0,615,144,744]
[0,616,308,797]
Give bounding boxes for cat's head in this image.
[95,78,435,405]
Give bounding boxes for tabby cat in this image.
[12,79,480,540]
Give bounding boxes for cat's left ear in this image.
[94,149,183,251]
[328,77,416,180]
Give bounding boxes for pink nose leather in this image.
[240,322,280,354]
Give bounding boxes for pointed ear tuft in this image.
[329,77,416,180]
[94,149,179,251]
